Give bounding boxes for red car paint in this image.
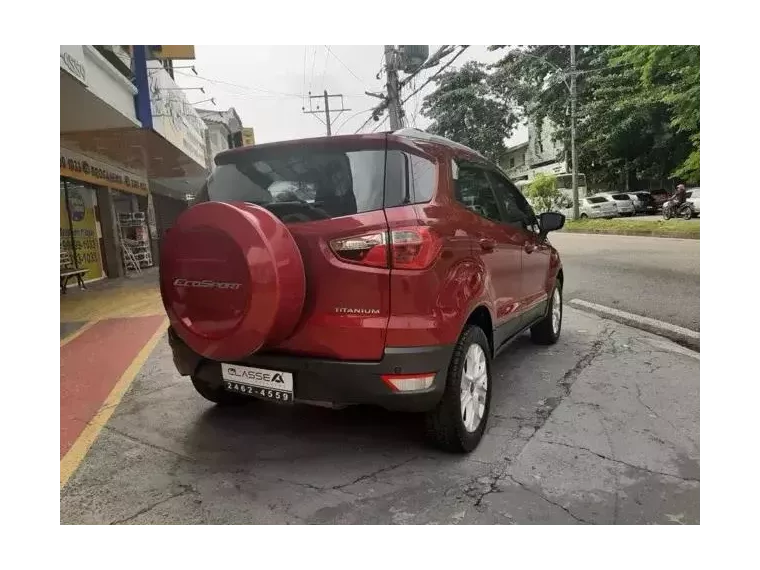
[161,131,562,363]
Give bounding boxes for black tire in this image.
[580,213,588,219]
[191,376,249,406]
[531,281,562,345]
[682,206,693,220]
[425,325,492,453]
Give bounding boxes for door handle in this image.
[524,242,536,254]
[479,238,496,252]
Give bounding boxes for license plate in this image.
[221,363,294,404]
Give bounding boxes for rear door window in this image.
[210,147,393,221]
[611,193,629,200]
[408,154,436,203]
[587,196,607,204]
[454,165,502,222]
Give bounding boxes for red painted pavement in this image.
[60,315,166,458]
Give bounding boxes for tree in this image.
[488,45,605,160]
[611,45,700,183]
[577,46,692,189]
[524,173,569,212]
[421,61,518,160]
[489,45,699,188]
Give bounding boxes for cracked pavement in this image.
[60,307,699,524]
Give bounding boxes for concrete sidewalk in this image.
[60,307,699,524]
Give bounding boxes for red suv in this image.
[160,129,565,452]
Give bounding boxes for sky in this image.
[176,45,528,147]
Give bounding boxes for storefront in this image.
[60,147,151,282]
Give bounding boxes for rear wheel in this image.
[191,376,249,406]
[580,213,588,219]
[531,282,562,345]
[425,325,492,453]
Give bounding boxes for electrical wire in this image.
[325,45,366,87]
[354,110,379,134]
[334,107,375,134]
[370,115,389,132]
[401,46,469,106]
[320,46,329,92]
[174,69,302,98]
[308,46,317,94]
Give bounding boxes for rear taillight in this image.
[330,226,442,270]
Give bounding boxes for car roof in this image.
[392,128,487,160]
[216,128,487,164]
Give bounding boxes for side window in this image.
[454,165,502,222]
[487,171,535,227]
[408,154,436,203]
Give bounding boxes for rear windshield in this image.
[209,147,388,220]
[587,196,608,204]
[611,193,629,200]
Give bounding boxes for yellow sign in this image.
[242,127,255,146]
[128,45,196,60]
[60,148,148,196]
[61,186,103,281]
[148,45,196,60]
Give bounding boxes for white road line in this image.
[568,298,700,351]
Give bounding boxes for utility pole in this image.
[384,45,404,130]
[570,44,579,220]
[303,90,350,136]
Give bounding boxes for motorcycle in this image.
[662,199,694,220]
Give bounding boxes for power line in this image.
[320,46,329,91]
[334,107,375,134]
[174,69,302,98]
[371,115,389,132]
[325,45,366,87]
[303,90,351,136]
[401,46,469,106]
[308,46,317,93]
[356,46,469,133]
[302,46,308,103]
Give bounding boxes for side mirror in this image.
[538,212,565,239]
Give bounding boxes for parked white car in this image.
[686,187,700,215]
[562,196,618,219]
[599,192,636,216]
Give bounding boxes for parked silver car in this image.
[686,188,700,215]
[600,192,636,216]
[562,196,618,219]
[627,191,657,214]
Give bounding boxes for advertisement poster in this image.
[61,184,103,281]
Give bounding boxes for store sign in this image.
[60,186,103,281]
[60,148,149,196]
[147,61,208,168]
[60,45,87,86]
[242,127,255,146]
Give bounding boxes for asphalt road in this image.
[60,308,699,525]
[549,232,700,331]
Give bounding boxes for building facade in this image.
[502,117,567,184]
[196,107,244,164]
[60,45,211,284]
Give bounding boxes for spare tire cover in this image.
[160,201,306,361]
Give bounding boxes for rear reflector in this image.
[382,373,435,392]
[330,226,441,270]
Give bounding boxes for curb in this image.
[568,299,700,351]
[561,229,699,240]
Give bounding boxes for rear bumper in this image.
[168,327,453,412]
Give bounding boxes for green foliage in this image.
[421,45,699,187]
[487,45,699,187]
[524,173,563,212]
[420,61,518,160]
